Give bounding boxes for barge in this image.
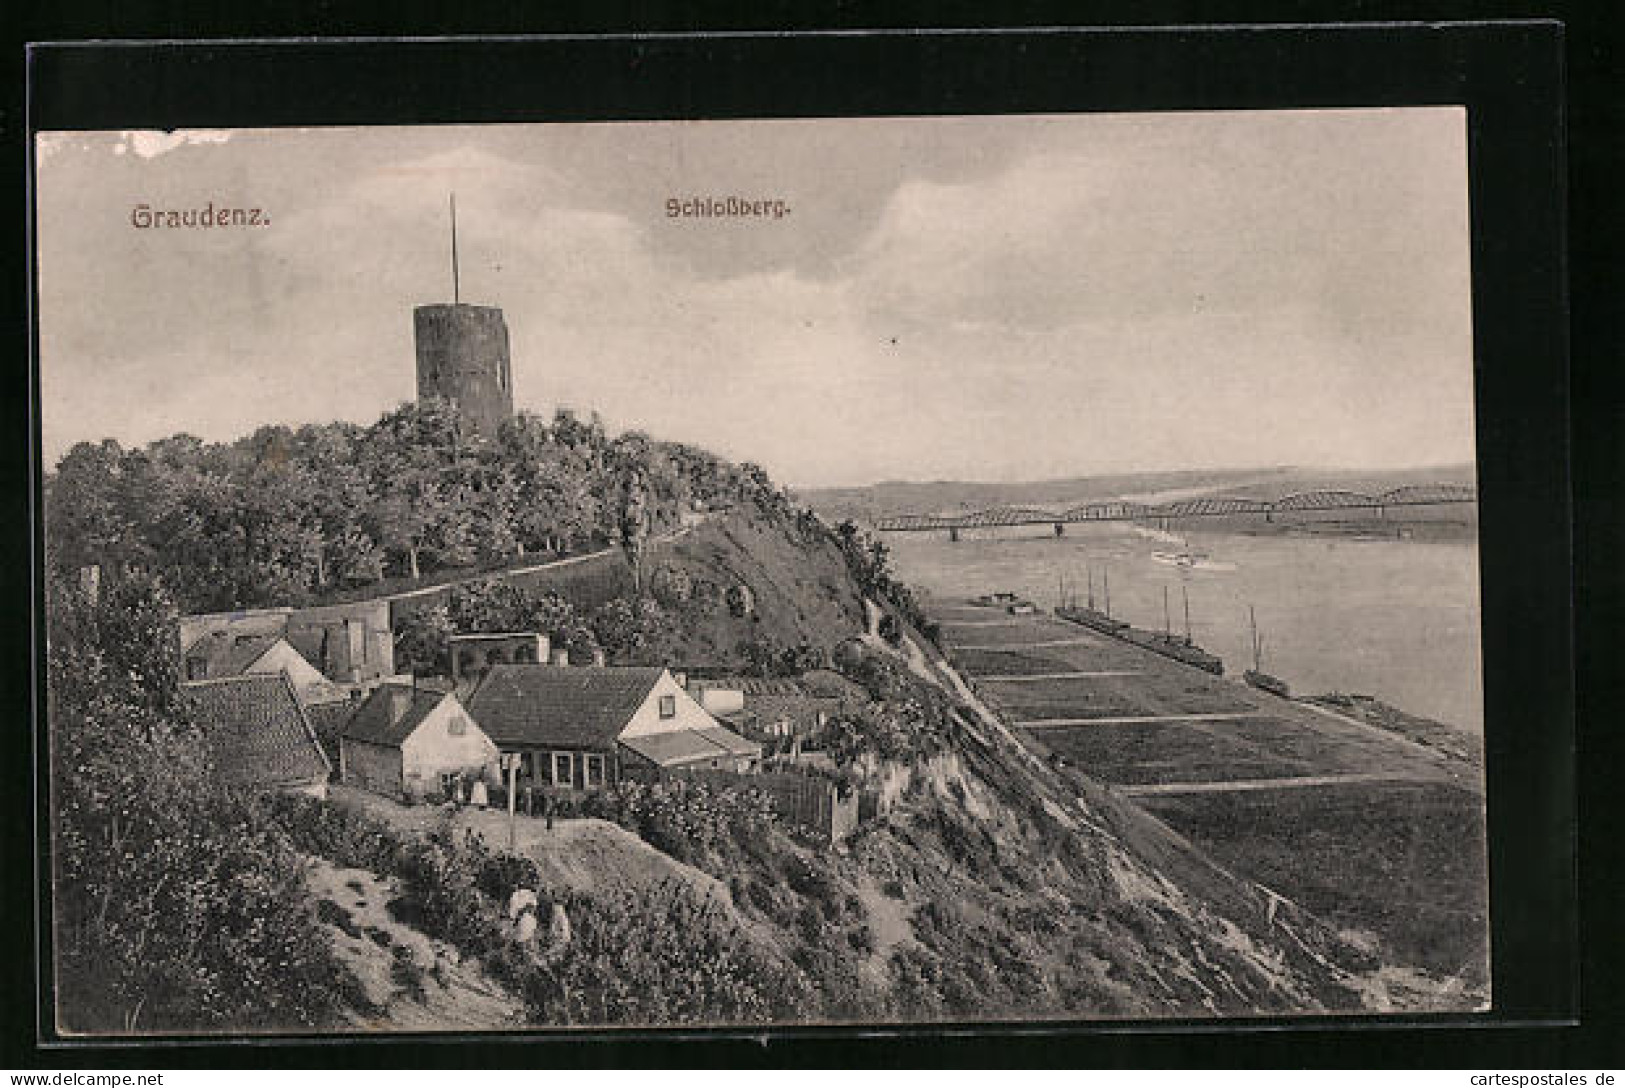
[1055,605,1225,675]
[1243,605,1291,697]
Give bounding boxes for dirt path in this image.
[304,857,528,1031]
[1118,772,1418,796]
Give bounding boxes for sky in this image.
[33,110,1475,488]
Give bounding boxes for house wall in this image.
[287,599,394,683]
[620,672,721,740]
[341,738,403,798]
[400,698,501,798]
[247,640,336,699]
[508,745,618,794]
[695,687,746,715]
[449,633,549,685]
[177,609,291,655]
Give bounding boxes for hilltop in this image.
[45,403,1443,1030]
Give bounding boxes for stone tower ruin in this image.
[414,195,513,438]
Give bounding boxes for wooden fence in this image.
[687,768,860,844]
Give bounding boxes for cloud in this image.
[34,115,1475,485]
[115,129,234,159]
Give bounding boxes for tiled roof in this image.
[465,665,664,749]
[690,676,809,697]
[694,726,762,758]
[181,674,331,788]
[620,724,761,767]
[183,630,282,678]
[341,683,447,747]
[797,669,869,701]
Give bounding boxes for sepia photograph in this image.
[34,109,1489,1035]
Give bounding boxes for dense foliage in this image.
[578,779,780,867]
[44,401,770,614]
[391,578,672,674]
[833,520,939,645]
[265,793,816,1025]
[48,572,361,1033]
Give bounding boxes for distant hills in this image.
[798,464,1477,522]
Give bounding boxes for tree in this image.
[47,570,359,1032]
[617,465,652,593]
[44,440,130,578]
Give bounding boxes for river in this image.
[884,523,1483,733]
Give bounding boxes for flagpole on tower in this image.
[450,193,460,304]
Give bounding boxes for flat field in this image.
[932,597,1486,989]
[1137,781,1489,985]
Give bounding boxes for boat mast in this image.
[1183,585,1192,643]
[1086,566,1095,611]
[1104,569,1111,619]
[449,192,460,304]
[1163,585,1171,640]
[1248,604,1262,672]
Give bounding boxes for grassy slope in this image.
[382,501,1393,1021]
[614,507,1382,1018]
[636,512,868,667]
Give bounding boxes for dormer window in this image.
[659,694,676,719]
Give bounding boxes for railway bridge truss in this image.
[871,484,1477,534]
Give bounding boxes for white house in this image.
[339,683,500,802]
[182,629,343,705]
[464,664,762,793]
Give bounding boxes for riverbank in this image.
[886,520,1484,733]
[927,596,1489,999]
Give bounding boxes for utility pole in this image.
[504,752,518,850]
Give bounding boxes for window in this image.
[440,772,459,798]
[448,714,466,736]
[186,659,208,681]
[659,694,677,719]
[585,754,604,788]
[553,752,573,788]
[518,751,534,778]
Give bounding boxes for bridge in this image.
[872,484,1476,534]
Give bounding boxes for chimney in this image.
[673,671,688,689]
[590,647,607,668]
[550,647,570,667]
[389,686,413,724]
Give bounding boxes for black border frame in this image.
[9,21,1598,1068]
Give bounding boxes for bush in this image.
[49,573,364,1033]
[477,851,542,904]
[260,791,402,874]
[584,779,779,869]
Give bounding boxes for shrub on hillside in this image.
[582,779,779,868]
[260,791,403,875]
[49,572,363,1034]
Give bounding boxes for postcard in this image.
[34,111,1487,1034]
